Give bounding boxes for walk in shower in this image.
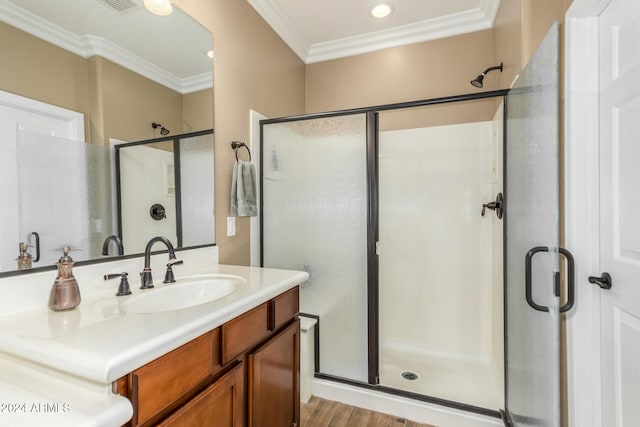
[261,93,506,415]
[261,24,563,425]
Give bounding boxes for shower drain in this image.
[401,371,419,381]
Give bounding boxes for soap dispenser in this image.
[16,242,32,270]
[48,246,81,312]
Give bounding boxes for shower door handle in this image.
[558,248,575,313]
[31,232,40,262]
[525,246,575,313]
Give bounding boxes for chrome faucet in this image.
[101,235,124,256]
[140,236,179,289]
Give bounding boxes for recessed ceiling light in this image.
[144,0,173,16]
[370,3,394,19]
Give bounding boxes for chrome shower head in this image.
[470,62,503,88]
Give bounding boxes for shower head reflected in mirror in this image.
[470,62,503,88]
[151,122,170,135]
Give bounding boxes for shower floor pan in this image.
[379,349,503,410]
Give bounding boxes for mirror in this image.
[116,130,215,255]
[0,0,214,273]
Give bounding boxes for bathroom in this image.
[0,0,634,426]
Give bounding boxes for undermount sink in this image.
[121,274,244,314]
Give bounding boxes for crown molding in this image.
[248,0,501,64]
[181,72,214,94]
[246,0,309,61]
[0,0,87,56]
[0,0,212,94]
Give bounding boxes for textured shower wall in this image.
[180,134,215,247]
[378,121,497,361]
[262,116,369,382]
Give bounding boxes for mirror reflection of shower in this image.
[152,122,170,135]
[470,62,503,88]
[116,130,215,255]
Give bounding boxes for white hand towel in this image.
[230,160,257,217]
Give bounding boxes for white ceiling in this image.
[0,0,213,93]
[248,0,501,63]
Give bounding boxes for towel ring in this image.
[231,141,251,161]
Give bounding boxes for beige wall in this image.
[493,0,523,89]
[183,88,215,132]
[305,29,497,114]
[175,0,305,265]
[0,22,90,138]
[494,0,575,88]
[91,56,184,144]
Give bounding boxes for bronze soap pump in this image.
[48,246,81,312]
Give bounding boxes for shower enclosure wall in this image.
[261,96,506,415]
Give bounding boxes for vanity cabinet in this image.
[248,319,300,427]
[114,286,300,427]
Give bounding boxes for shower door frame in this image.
[259,89,510,420]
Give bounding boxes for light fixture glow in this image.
[370,3,393,19]
[207,50,214,59]
[144,0,173,16]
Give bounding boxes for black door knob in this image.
[588,272,612,290]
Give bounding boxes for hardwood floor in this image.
[301,397,437,427]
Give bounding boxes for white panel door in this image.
[599,1,640,425]
[0,91,84,271]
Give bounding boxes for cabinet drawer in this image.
[158,362,244,427]
[133,330,218,426]
[220,302,269,365]
[270,286,299,331]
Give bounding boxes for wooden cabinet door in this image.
[248,319,300,427]
[158,362,244,427]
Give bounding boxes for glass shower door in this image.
[261,114,370,382]
[504,22,562,426]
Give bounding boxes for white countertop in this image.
[0,246,308,426]
[0,355,132,427]
[0,264,307,384]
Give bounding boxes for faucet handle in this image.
[163,260,183,284]
[104,272,132,296]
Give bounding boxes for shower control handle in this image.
[481,192,503,219]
